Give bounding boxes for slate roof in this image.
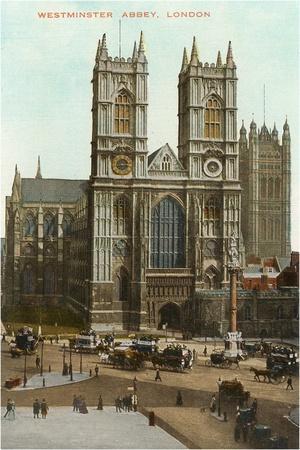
[276,257,290,272]
[21,178,88,203]
[148,148,161,165]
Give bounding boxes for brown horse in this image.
[250,367,272,383]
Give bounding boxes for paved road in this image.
[2,341,299,449]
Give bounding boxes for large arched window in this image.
[113,195,130,235]
[44,265,55,295]
[114,91,130,134]
[23,214,36,236]
[204,98,221,139]
[62,214,72,237]
[23,264,35,294]
[44,213,55,237]
[151,197,184,268]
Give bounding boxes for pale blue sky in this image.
[1,0,299,250]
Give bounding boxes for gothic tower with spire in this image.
[239,119,291,258]
[178,38,242,286]
[88,32,149,330]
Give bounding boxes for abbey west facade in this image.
[5,34,296,336]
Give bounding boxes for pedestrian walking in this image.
[97,395,103,410]
[286,375,294,390]
[55,335,59,344]
[50,336,53,345]
[192,348,197,362]
[4,399,15,419]
[41,399,49,419]
[176,390,183,406]
[203,345,207,357]
[132,393,138,412]
[89,368,92,377]
[95,364,99,377]
[251,398,258,415]
[35,355,40,369]
[133,376,137,391]
[210,394,216,413]
[234,424,241,442]
[2,332,6,342]
[33,399,40,418]
[72,395,78,412]
[68,363,72,376]
[115,396,122,412]
[155,367,162,382]
[79,397,88,414]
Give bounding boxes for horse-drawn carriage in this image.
[107,347,145,370]
[220,379,250,403]
[9,327,38,357]
[250,366,286,384]
[267,347,298,375]
[205,351,241,369]
[151,344,193,372]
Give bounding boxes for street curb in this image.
[138,405,199,449]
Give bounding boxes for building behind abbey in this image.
[4,33,298,337]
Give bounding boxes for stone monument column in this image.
[224,232,243,357]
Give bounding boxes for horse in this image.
[250,367,272,383]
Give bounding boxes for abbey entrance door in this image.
[159,303,181,329]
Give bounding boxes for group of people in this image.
[115,393,138,412]
[72,395,88,414]
[33,398,49,419]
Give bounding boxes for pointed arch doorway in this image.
[159,302,181,330]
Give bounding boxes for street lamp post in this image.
[80,346,82,374]
[69,344,73,381]
[40,339,44,377]
[217,378,222,417]
[23,352,27,387]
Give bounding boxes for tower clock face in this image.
[112,155,132,175]
[203,158,223,178]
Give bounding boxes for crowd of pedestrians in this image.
[115,393,138,412]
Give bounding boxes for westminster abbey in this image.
[5,33,296,336]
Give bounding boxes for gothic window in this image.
[162,155,171,171]
[44,265,55,295]
[275,179,281,199]
[204,98,221,139]
[114,91,130,134]
[43,213,56,237]
[22,264,35,294]
[277,306,283,320]
[275,220,280,240]
[245,305,252,321]
[260,177,267,198]
[151,197,184,268]
[203,197,220,236]
[23,214,36,236]
[261,218,267,240]
[268,178,273,198]
[113,196,130,235]
[62,214,72,237]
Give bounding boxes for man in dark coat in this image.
[41,399,49,419]
[33,399,40,418]
[95,365,99,377]
[176,390,183,406]
[286,376,294,390]
[35,356,40,369]
[97,395,103,410]
[155,368,162,382]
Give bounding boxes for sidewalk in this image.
[1,407,186,449]
[10,372,91,391]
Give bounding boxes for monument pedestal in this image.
[224,331,243,357]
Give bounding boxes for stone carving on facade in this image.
[113,239,128,258]
[204,239,219,257]
[112,139,134,152]
[227,232,240,269]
